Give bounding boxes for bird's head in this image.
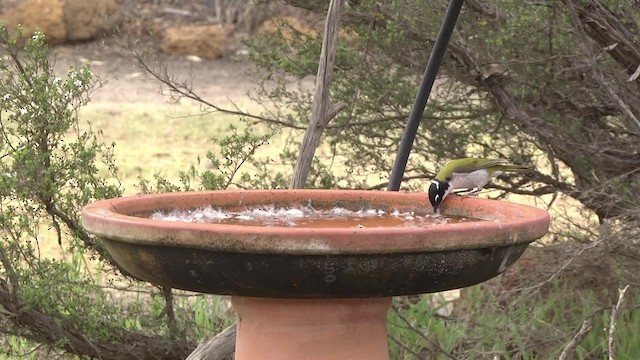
[428,180,449,214]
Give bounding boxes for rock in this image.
[0,0,66,44]
[0,0,120,44]
[63,0,121,42]
[161,25,235,59]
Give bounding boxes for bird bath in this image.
[82,189,550,359]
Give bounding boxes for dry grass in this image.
[78,101,285,192]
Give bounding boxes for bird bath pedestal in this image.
[82,190,550,360]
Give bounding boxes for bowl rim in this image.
[81,189,550,255]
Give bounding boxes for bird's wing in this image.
[451,158,508,174]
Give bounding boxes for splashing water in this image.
[149,205,480,228]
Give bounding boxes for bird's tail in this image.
[495,164,530,173]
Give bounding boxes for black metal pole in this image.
[387,0,464,191]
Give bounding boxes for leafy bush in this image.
[0,26,205,359]
[390,281,639,359]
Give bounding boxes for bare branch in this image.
[290,0,345,189]
[558,319,592,360]
[510,241,602,295]
[0,281,192,359]
[608,285,630,360]
[563,0,640,132]
[387,333,426,360]
[132,52,306,129]
[186,324,236,360]
[390,304,456,360]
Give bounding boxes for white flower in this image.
[53,77,61,84]
[64,91,72,99]
[74,79,83,87]
[19,107,28,115]
[2,94,10,101]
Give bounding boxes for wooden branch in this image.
[0,278,192,359]
[290,0,345,189]
[608,285,630,360]
[579,0,640,78]
[563,0,640,132]
[186,324,236,360]
[558,319,593,360]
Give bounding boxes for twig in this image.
[608,285,630,360]
[390,304,456,360]
[509,241,601,296]
[558,319,592,360]
[133,53,306,129]
[387,333,426,360]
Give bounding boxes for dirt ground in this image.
[48,0,310,106]
[52,39,255,105]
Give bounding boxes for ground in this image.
[47,29,282,192]
[53,40,254,105]
[50,0,307,105]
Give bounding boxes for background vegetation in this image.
[1,0,639,358]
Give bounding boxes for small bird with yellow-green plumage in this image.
[428,158,529,213]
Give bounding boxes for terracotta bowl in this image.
[81,190,549,298]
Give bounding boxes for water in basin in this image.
[149,205,483,228]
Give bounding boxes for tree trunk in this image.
[290,0,345,189]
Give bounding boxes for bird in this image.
[428,158,529,213]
